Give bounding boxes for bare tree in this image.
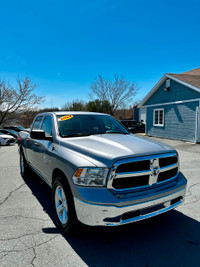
[90,75,138,111]
[0,77,44,125]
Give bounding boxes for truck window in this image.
[56,114,129,137]
[32,116,43,130]
[41,116,53,136]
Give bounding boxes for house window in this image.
[153,109,164,126]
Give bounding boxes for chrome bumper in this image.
[74,187,186,226]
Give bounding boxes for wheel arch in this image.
[52,168,70,188]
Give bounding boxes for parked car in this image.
[0,129,19,138]
[120,120,145,133]
[0,132,16,146]
[3,125,25,132]
[18,112,187,235]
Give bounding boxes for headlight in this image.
[72,168,109,187]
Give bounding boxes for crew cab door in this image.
[28,115,54,183]
[37,115,54,182]
[26,115,44,170]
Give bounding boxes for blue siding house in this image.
[139,68,200,143]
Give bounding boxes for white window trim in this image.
[143,98,200,108]
[153,108,164,127]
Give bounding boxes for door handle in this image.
[34,142,40,147]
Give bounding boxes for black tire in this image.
[20,150,31,179]
[52,176,79,235]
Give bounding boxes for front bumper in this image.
[73,172,187,226]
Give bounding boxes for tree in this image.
[86,99,113,114]
[0,77,44,125]
[90,75,138,112]
[18,107,60,128]
[62,99,86,111]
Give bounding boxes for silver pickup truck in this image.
[19,111,187,234]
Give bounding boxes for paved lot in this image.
[0,138,200,267]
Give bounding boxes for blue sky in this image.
[0,0,200,108]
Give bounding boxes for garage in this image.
[139,68,200,142]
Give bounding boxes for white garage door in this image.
[197,107,200,142]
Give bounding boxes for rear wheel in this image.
[52,176,79,235]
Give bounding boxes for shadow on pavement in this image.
[23,173,200,267]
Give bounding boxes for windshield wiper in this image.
[98,132,130,135]
[62,132,130,137]
[62,133,93,138]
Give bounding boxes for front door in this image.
[26,115,44,169]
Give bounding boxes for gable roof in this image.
[182,67,200,75]
[139,68,200,107]
[168,68,200,89]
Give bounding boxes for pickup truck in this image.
[18,111,187,234]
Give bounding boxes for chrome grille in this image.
[108,153,179,191]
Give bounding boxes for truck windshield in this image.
[56,114,130,137]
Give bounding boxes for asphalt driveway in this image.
[0,137,200,267]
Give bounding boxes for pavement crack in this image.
[188,183,199,191]
[0,239,22,260]
[0,234,59,264]
[0,251,10,261]
[0,183,25,206]
[33,235,59,248]
[0,231,42,241]
[30,239,37,267]
[30,235,59,266]
[0,215,50,222]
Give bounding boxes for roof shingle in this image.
[168,68,200,89]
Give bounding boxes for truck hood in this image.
[59,134,176,167]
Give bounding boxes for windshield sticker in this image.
[58,115,74,121]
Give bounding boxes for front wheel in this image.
[52,177,79,235]
[20,151,31,179]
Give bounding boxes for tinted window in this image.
[32,116,43,130]
[56,114,129,137]
[41,116,53,136]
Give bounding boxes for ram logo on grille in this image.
[153,167,159,176]
[149,159,160,185]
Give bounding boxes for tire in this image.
[20,151,31,179]
[52,176,79,235]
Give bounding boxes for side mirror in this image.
[30,130,53,141]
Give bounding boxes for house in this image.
[139,68,200,143]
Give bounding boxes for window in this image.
[56,114,129,137]
[153,109,164,126]
[41,116,53,136]
[32,116,43,130]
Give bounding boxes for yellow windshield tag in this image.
[58,115,74,121]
